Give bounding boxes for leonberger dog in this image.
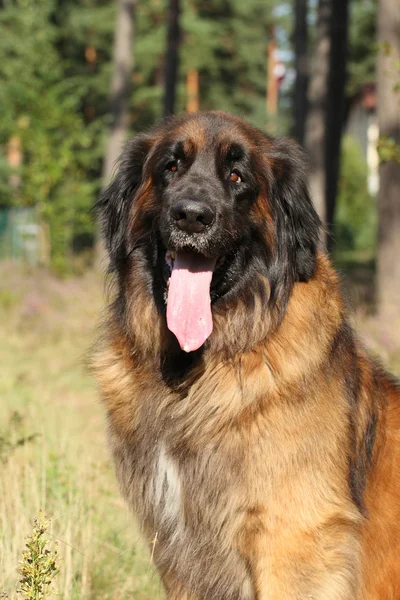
[93,112,400,599]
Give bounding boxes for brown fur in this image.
[92,112,400,599]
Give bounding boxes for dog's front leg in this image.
[240,523,361,600]
[160,569,199,600]
[248,555,361,600]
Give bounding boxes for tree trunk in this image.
[325,0,349,252]
[293,0,309,146]
[97,0,136,267]
[266,28,278,133]
[186,69,199,113]
[163,0,181,117]
[102,0,136,183]
[377,0,400,317]
[304,0,349,248]
[304,0,332,233]
[7,135,22,189]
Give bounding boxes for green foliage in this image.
[132,0,166,129]
[348,0,377,95]
[378,136,400,164]
[0,0,103,268]
[182,0,274,125]
[335,135,376,253]
[18,513,60,600]
[133,0,280,130]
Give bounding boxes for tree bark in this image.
[96,0,135,267]
[304,0,349,248]
[163,0,181,117]
[102,0,136,183]
[293,0,309,146]
[186,69,199,113]
[304,0,332,233]
[377,0,400,316]
[266,28,278,133]
[325,0,349,252]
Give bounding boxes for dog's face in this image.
[97,112,320,353]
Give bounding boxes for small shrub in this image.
[18,512,60,600]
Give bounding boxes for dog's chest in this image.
[149,442,183,530]
[145,439,240,535]
[139,439,254,599]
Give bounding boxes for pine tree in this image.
[325,0,349,251]
[164,0,181,116]
[304,0,332,229]
[102,0,136,185]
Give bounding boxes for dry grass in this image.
[0,263,164,600]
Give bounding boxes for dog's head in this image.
[96,112,320,354]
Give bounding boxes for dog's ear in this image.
[94,133,155,268]
[268,138,321,282]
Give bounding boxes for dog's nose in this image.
[171,201,215,234]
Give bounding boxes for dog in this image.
[92,111,400,599]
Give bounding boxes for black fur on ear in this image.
[268,137,321,282]
[94,132,155,269]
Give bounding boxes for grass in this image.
[0,260,399,599]
[0,262,164,600]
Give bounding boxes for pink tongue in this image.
[167,251,215,353]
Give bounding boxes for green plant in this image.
[17,513,60,600]
[378,135,400,164]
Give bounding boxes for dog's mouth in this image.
[163,249,226,353]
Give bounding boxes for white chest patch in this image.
[151,443,183,528]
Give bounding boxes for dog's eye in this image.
[229,170,242,183]
[167,160,179,173]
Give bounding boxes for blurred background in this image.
[0,0,399,598]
